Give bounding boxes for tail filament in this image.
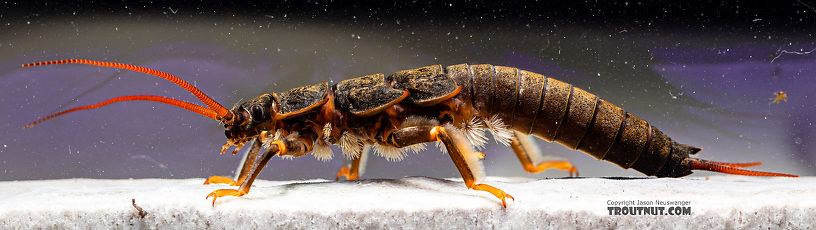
[689,159,797,177]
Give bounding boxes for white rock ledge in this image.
[0,176,814,229]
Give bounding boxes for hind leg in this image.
[510,131,578,176]
[390,124,514,207]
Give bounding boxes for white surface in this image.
[0,176,814,229]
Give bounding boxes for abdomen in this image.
[445,64,683,177]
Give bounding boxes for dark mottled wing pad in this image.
[273,82,329,117]
[392,64,459,105]
[336,73,407,116]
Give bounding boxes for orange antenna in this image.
[22,59,233,121]
[689,159,797,177]
[23,95,219,129]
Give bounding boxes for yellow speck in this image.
[770,91,788,104]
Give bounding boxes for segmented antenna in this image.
[23,95,219,129]
[22,59,233,121]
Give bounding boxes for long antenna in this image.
[23,95,219,129]
[22,59,233,121]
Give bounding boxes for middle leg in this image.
[336,146,370,181]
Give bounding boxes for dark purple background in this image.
[1,2,813,180]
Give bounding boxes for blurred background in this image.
[1,1,814,180]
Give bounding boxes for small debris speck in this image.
[132,199,147,218]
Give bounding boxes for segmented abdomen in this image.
[445,64,680,177]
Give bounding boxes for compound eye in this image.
[250,104,268,123]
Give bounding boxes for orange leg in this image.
[472,184,514,207]
[510,131,579,177]
[204,139,262,185]
[203,176,238,185]
[477,152,486,160]
[206,136,312,206]
[390,124,514,207]
[522,160,579,176]
[335,166,354,181]
[206,140,277,206]
[434,126,514,207]
[336,147,368,181]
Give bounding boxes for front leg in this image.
[203,138,262,185]
[390,124,514,207]
[206,135,314,206]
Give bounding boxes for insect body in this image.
[771,91,788,104]
[22,59,797,207]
